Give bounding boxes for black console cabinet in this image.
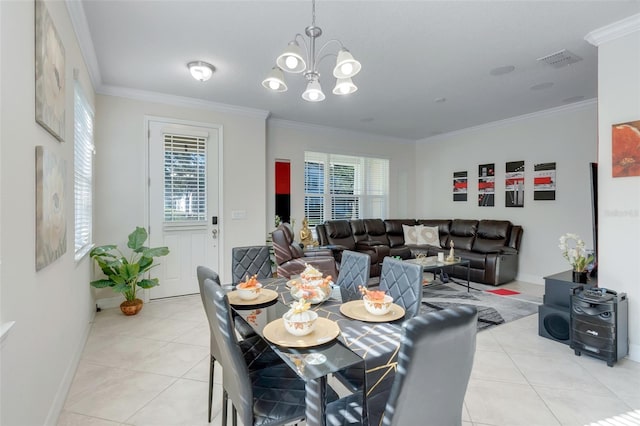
[570,287,628,367]
[539,271,595,344]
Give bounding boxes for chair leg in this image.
[222,389,228,426]
[232,405,237,426]
[208,355,215,423]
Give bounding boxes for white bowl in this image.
[283,310,318,336]
[290,281,332,304]
[363,295,394,316]
[236,283,262,300]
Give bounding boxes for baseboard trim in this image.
[44,316,94,425]
[516,273,544,285]
[627,342,640,363]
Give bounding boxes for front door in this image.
[147,118,221,299]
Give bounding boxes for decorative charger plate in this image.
[227,288,279,306]
[263,317,340,348]
[339,300,405,322]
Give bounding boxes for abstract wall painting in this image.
[505,161,525,207]
[478,163,495,207]
[275,160,291,224]
[453,171,468,201]
[36,146,67,270]
[612,120,640,178]
[534,162,556,200]
[35,0,66,141]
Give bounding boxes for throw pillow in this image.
[402,224,421,245]
[417,226,440,246]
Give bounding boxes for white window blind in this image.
[163,134,207,222]
[74,82,94,259]
[304,152,389,226]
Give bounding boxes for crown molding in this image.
[65,0,101,89]
[585,13,640,46]
[417,98,597,143]
[268,118,415,144]
[98,85,271,120]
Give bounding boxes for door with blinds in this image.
[148,119,220,299]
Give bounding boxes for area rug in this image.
[421,282,541,331]
[485,288,521,296]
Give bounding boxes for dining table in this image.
[228,277,405,426]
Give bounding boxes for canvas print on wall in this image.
[478,163,495,207]
[36,146,67,270]
[35,0,66,141]
[453,171,467,201]
[612,120,640,178]
[534,162,556,200]
[505,161,524,207]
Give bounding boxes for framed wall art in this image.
[478,163,495,207]
[453,171,467,201]
[505,161,524,207]
[612,120,640,178]
[35,0,66,141]
[36,146,67,270]
[534,162,556,200]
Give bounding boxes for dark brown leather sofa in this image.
[316,218,523,285]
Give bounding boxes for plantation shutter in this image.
[304,152,389,225]
[74,82,94,259]
[163,133,207,223]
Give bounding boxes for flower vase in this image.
[572,270,588,284]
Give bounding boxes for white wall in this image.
[94,94,268,287]
[590,18,640,361]
[0,1,95,425]
[266,120,417,236]
[415,102,598,284]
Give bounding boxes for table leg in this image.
[305,376,327,426]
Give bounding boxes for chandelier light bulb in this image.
[261,67,288,92]
[340,62,353,76]
[302,77,325,102]
[333,49,361,79]
[285,56,299,70]
[332,77,357,95]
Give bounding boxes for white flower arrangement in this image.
[558,233,594,272]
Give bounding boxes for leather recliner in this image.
[271,224,338,279]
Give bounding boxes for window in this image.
[74,83,94,259]
[304,152,389,226]
[163,134,207,222]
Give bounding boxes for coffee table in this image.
[405,256,471,292]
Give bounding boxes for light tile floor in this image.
[58,281,640,426]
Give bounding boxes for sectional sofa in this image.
[315,218,523,285]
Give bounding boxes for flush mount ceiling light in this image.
[188,61,215,82]
[262,0,361,102]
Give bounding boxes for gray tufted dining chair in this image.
[378,257,423,319]
[326,305,478,425]
[231,245,273,284]
[196,266,283,423]
[202,276,308,426]
[335,250,371,302]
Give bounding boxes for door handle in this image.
[212,229,218,239]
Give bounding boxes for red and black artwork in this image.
[453,171,468,201]
[275,160,291,224]
[478,163,495,207]
[505,161,524,207]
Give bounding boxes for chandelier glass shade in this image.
[262,0,361,102]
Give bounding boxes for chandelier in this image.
[262,0,361,102]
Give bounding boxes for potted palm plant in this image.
[90,226,170,315]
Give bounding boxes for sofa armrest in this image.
[303,248,333,257]
[500,247,518,255]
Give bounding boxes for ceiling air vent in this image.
[537,49,583,68]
